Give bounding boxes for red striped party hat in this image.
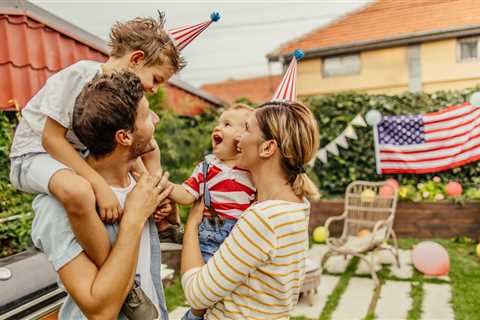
[168,12,220,51]
[272,49,304,102]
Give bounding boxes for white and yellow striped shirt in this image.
[182,199,310,319]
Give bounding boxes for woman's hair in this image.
[109,11,186,71]
[255,101,320,200]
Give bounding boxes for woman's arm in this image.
[181,202,277,309]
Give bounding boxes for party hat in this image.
[169,12,220,51]
[272,49,304,102]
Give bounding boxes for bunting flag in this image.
[169,12,220,51]
[308,113,365,166]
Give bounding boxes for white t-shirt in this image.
[10,60,102,158]
[111,175,160,309]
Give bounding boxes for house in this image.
[267,0,480,96]
[201,74,282,105]
[0,0,224,116]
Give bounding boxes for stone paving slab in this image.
[355,252,382,276]
[422,283,454,320]
[291,275,340,319]
[169,306,189,320]
[331,277,375,320]
[376,280,412,320]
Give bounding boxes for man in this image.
[31,71,172,319]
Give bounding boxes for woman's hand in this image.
[186,199,205,228]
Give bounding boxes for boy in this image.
[167,104,256,320]
[10,13,184,318]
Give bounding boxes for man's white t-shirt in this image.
[111,174,160,309]
[10,60,101,158]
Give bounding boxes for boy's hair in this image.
[227,103,255,112]
[73,71,144,158]
[109,11,186,71]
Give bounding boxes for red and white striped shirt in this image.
[183,155,256,220]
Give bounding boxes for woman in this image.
[181,101,320,319]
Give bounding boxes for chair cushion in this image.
[337,227,387,252]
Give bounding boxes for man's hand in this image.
[92,178,123,223]
[124,170,173,225]
[153,198,173,223]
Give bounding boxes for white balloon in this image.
[365,110,382,126]
[469,91,480,107]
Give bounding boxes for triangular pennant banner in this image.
[335,134,349,149]
[351,114,367,127]
[325,143,339,156]
[318,149,328,164]
[344,125,358,140]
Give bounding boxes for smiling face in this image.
[132,60,176,94]
[235,111,264,170]
[129,96,158,158]
[212,108,253,161]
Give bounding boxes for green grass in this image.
[164,277,186,312]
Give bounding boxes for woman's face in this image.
[235,111,263,170]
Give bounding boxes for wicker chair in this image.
[321,180,400,287]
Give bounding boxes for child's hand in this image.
[153,198,173,223]
[186,198,205,227]
[93,178,123,223]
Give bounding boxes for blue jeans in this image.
[182,217,237,320]
[198,216,237,262]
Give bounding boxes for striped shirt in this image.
[182,199,310,319]
[183,154,256,219]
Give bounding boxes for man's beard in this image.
[130,136,156,159]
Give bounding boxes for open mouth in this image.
[212,133,223,146]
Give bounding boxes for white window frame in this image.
[457,37,480,62]
[322,53,361,78]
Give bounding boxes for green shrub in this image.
[304,87,480,196]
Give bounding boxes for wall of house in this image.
[297,38,480,97]
[297,47,409,96]
[422,38,480,92]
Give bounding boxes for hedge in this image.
[304,87,480,195]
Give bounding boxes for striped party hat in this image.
[168,12,220,51]
[272,49,304,102]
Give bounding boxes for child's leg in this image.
[49,170,110,268]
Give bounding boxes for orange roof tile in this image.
[201,75,282,105]
[272,0,480,58]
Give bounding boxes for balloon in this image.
[365,110,383,126]
[379,184,395,197]
[357,229,371,238]
[385,178,399,190]
[476,244,480,258]
[360,189,376,202]
[313,226,327,243]
[469,91,480,107]
[412,241,450,276]
[445,181,463,196]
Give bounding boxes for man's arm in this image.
[57,171,172,319]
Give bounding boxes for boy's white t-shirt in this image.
[10,60,102,158]
[111,174,160,309]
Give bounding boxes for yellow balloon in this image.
[476,244,480,257]
[313,226,327,243]
[360,189,376,202]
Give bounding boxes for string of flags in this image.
[308,114,367,166]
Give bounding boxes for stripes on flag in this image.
[375,103,480,174]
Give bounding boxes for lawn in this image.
[164,238,480,319]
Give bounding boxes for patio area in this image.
[165,238,480,320]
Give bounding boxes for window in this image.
[323,53,361,77]
[458,37,479,61]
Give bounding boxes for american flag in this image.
[374,103,480,174]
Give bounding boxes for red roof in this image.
[272,0,480,57]
[0,14,107,110]
[201,75,282,105]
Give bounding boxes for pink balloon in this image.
[379,184,395,197]
[385,178,399,190]
[412,241,450,276]
[445,181,462,196]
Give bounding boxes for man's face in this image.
[129,96,158,158]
